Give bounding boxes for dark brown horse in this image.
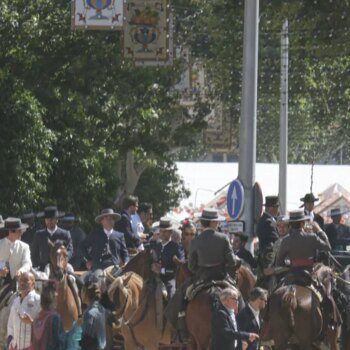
[183,264,256,350]
[48,240,79,331]
[260,265,340,350]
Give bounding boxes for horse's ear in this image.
[48,239,54,250]
[123,272,133,285]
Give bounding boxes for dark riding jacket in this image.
[32,227,73,271]
[189,229,239,280]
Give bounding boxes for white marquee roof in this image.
[175,162,350,211]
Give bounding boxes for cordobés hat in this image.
[61,213,77,223]
[21,209,36,220]
[287,210,310,222]
[159,217,175,230]
[37,206,65,219]
[300,193,319,203]
[95,209,121,223]
[196,208,225,221]
[263,196,279,207]
[330,208,344,217]
[299,193,319,208]
[0,217,28,232]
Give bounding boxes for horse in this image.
[260,264,340,350]
[108,247,173,350]
[48,240,80,332]
[182,264,256,350]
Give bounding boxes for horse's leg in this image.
[186,334,197,350]
[327,326,341,350]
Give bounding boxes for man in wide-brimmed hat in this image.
[300,193,324,230]
[276,210,341,326]
[60,213,86,271]
[0,218,32,293]
[81,208,129,272]
[31,206,73,271]
[325,208,350,249]
[189,208,241,281]
[150,217,184,298]
[276,210,330,271]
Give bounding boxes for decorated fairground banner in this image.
[135,13,174,66]
[71,0,123,30]
[123,0,170,62]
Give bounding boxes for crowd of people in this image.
[0,192,348,349]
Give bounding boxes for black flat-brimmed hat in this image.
[263,196,279,207]
[330,208,346,217]
[95,208,121,223]
[196,208,225,221]
[21,209,36,220]
[299,193,319,208]
[287,210,310,222]
[159,217,175,230]
[300,193,319,203]
[60,213,77,223]
[37,206,65,219]
[0,217,28,232]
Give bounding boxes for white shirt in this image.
[103,228,114,239]
[0,239,32,279]
[47,226,58,235]
[131,214,145,251]
[248,303,260,327]
[224,305,238,348]
[7,290,41,350]
[305,210,315,222]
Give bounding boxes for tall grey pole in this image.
[238,0,259,239]
[279,20,289,214]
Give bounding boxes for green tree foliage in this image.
[181,0,350,164]
[0,0,207,222]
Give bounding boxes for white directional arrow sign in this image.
[227,179,244,220]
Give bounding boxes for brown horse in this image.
[48,240,79,331]
[260,265,340,350]
[108,248,173,350]
[183,264,256,350]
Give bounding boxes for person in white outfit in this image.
[0,218,32,290]
[7,272,41,350]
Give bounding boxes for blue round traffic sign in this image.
[227,179,245,220]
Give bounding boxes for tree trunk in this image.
[115,150,147,208]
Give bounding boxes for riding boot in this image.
[177,312,188,343]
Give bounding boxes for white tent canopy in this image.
[175,162,350,211]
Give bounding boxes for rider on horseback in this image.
[0,218,32,297]
[165,208,241,341]
[276,210,330,285]
[276,210,341,327]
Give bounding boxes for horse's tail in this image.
[281,285,297,332]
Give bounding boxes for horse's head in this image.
[122,245,153,280]
[48,239,68,280]
[107,272,143,318]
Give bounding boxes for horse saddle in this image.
[185,277,235,301]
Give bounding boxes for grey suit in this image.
[276,228,330,268]
[189,229,238,280]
